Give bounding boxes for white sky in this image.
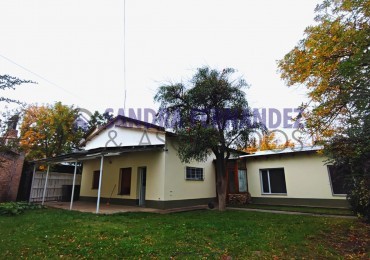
[0,0,320,123]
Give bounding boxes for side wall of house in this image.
[159,137,216,208]
[80,150,165,205]
[246,152,348,208]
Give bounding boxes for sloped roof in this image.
[83,115,166,145]
[239,146,323,158]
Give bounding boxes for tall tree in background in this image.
[278,0,369,221]
[20,102,84,160]
[278,0,369,138]
[1,74,35,165]
[87,111,113,131]
[155,67,263,211]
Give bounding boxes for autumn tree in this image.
[155,67,263,211]
[245,131,295,153]
[20,102,84,160]
[278,0,369,221]
[278,0,369,138]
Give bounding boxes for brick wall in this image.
[0,151,25,202]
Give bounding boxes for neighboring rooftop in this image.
[239,146,323,158]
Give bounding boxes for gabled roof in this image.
[83,115,166,145]
[239,146,323,158]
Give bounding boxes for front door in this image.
[138,167,146,206]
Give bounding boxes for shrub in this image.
[0,201,44,216]
[347,176,370,222]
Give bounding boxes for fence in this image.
[29,171,81,202]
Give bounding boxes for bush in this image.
[0,201,44,216]
[347,176,370,222]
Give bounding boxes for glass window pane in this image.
[238,170,247,192]
[328,166,346,195]
[269,168,287,193]
[261,170,270,193]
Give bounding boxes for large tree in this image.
[20,102,84,160]
[278,0,369,138]
[278,0,369,220]
[155,67,263,211]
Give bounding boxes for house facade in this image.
[33,116,348,211]
[240,148,348,208]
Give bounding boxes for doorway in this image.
[138,167,146,206]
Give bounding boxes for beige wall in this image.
[246,152,346,200]
[80,150,165,201]
[163,137,216,201]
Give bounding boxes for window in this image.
[238,170,247,192]
[327,165,346,195]
[119,168,132,195]
[260,168,287,194]
[186,167,204,181]
[92,170,100,189]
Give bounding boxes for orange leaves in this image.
[20,102,83,160]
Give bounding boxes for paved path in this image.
[227,207,356,219]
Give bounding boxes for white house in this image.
[33,116,348,212]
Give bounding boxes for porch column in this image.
[41,164,50,205]
[29,164,37,203]
[96,155,104,213]
[69,161,78,210]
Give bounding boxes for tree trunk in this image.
[216,156,228,211]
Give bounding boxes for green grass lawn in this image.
[0,208,368,259]
[231,204,354,216]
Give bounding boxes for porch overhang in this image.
[30,144,165,213]
[31,144,166,164]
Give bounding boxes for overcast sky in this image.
[1,0,320,123]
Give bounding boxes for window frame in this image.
[259,168,287,195]
[185,166,204,181]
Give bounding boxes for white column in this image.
[69,161,78,210]
[96,156,104,213]
[41,165,50,205]
[29,164,37,203]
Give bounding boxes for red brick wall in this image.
[0,152,25,202]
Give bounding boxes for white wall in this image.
[246,152,346,200]
[84,119,165,150]
[80,150,165,201]
[163,137,216,201]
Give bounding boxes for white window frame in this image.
[185,166,204,181]
[259,168,287,195]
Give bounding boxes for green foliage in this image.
[0,202,44,216]
[87,111,113,131]
[325,115,370,222]
[155,66,263,163]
